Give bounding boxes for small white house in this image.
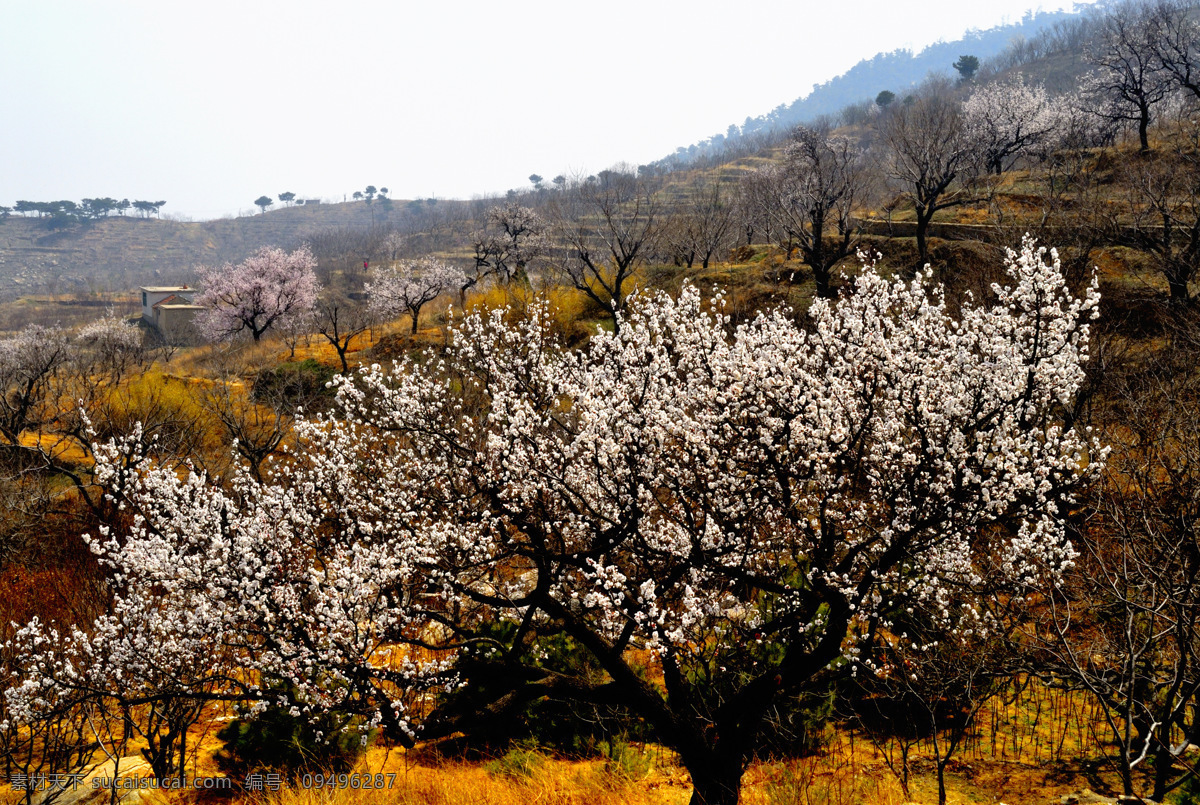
[139,286,204,344]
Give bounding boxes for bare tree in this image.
[758,125,868,297]
[314,294,375,373]
[661,178,737,270]
[1082,0,1174,153]
[851,623,1013,805]
[466,202,548,302]
[878,87,981,265]
[1035,356,1200,802]
[551,170,660,333]
[199,374,293,483]
[1150,0,1200,102]
[1110,142,1200,304]
[735,168,776,250]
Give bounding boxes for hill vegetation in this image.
[13,2,1200,805]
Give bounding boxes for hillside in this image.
[0,199,461,301]
[0,6,1107,305]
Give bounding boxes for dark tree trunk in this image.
[915,206,934,266]
[813,265,833,299]
[1167,262,1192,304]
[810,214,826,289]
[1153,732,1173,802]
[685,753,744,805]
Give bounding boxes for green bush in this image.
[251,359,336,413]
[484,746,546,780]
[599,738,652,782]
[442,621,652,757]
[215,695,365,778]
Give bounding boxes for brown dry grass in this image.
[133,678,1137,805]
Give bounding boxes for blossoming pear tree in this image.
[7,238,1099,805]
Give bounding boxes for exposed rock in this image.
[1057,790,1118,805]
[31,757,171,805]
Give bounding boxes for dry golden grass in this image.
[217,745,911,805]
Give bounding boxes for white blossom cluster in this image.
[962,77,1063,173]
[0,315,146,446]
[366,256,465,320]
[6,237,1100,739]
[471,203,548,284]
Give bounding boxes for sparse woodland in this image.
[15,3,1200,804]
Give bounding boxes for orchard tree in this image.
[0,314,143,463]
[199,365,296,483]
[367,256,464,334]
[314,293,376,373]
[1031,352,1200,802]
[879,85,981,265]
[469,202,548,295]
[551,169,660,333]
[0,326,72,450]
[6,238,1100,805]
[1109,145,1200,303]
[196,246,320,342]
[1083,0,1173,153]
[963,76,1061,174]
[736,167,778,248]
[0,316,150,517]
[1151,0,1200,101]
[661,178,736,270]
[755,125,868,297]
[75,314,147,384]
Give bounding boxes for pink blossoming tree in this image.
[196,246,320,342]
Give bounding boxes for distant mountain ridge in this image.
[653,6,1092,169]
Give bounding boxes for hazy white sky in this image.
[1,0,1096,220]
